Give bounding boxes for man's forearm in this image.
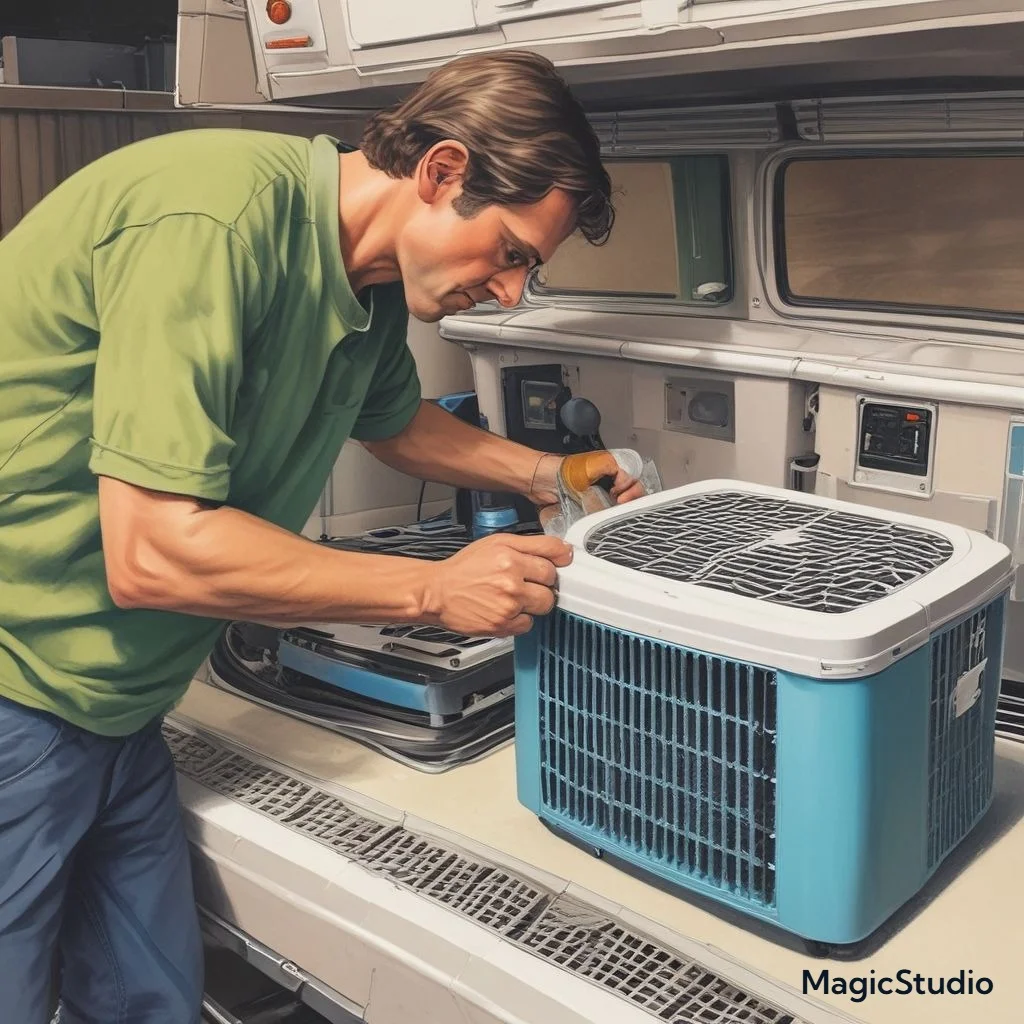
[102,485,433,625]
[98,474,571,639]
[363,399,549,497]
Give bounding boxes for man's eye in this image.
[507,248,525,268]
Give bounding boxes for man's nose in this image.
[485,267,529,308]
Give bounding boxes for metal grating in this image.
[996,683,1024,742]
[792,93,1024,142]
[589,104,781,154]
[519,895,796,1024]
[585,491,953,613]
[538,610,778,908]
[378,624,491,649]
[927,604,999,868]
[364,829,547,933]
[164,720,813,1024]
[284,792,394,853]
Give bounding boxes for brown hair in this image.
[360,51,614,245]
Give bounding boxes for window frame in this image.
[763,142,1024,340]
[523,153,738,318]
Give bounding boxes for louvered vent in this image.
[793,93,1024,142]
[590,104,780,154]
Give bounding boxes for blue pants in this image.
[0,694,203,1024]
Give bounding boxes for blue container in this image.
[514,597,1006,946]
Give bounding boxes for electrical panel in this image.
[853,397,937,497]
[665,376,735,443]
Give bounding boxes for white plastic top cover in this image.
[555,479,1013,678]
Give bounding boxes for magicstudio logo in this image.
[804,968,994,1004]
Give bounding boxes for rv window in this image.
[533,156,732,306]
[777,155,1024,320]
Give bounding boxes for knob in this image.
[267,0,292,25]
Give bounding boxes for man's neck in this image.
[337,149,410,293]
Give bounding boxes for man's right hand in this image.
[421,533,573,637]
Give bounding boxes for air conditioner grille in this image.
[927,604,999,868]
[538,610,778,908]
[585,492,953,613]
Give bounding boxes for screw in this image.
[752,297,762,308]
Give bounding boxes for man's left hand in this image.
[527,450,647,507]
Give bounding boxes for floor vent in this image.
[165,721,826,1024]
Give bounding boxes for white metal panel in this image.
[344,0,477,47]
[211,0,1024,105]
[476,0,635,27]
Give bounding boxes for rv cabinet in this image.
[177,0,1024,108]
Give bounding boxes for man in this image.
[0,50,640,1023]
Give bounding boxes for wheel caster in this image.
[803,940,835,958]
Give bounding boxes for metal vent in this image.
[520,895,795,1024]
[927,603,1000,868]
[996,682,1024,742]
[538,610,778,908]
[793,93,1024,142]
[326,524,471,561]
[164,721,819,1024]
[590,104,780,154]
[378,624,492,649]
[585,491,953,613]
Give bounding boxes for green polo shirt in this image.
[0,129,421,736]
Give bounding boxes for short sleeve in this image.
[88,216,263,501]
[350,289,422,442]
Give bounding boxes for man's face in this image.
[396,180,577,323]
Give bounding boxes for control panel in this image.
[853,397,937,496]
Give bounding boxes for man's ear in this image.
[416,141,469,204]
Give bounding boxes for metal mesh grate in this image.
[538,611,778,908]
[193,753,320,819]
[927,603,999,868]
[164,720,814,1024]
[162,727,228,777]
[585,491,953,613]
[285,792,395,853]
[519,895,795,1023]
[365,830,548,932]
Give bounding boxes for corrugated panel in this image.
[0,101,367,238]
[590,104,780,153]
[793,93,1024,142]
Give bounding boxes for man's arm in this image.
[98,476,570,637]
[362,399,644,505]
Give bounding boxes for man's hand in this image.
[420,533,573,637]
[527,451,647,507]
